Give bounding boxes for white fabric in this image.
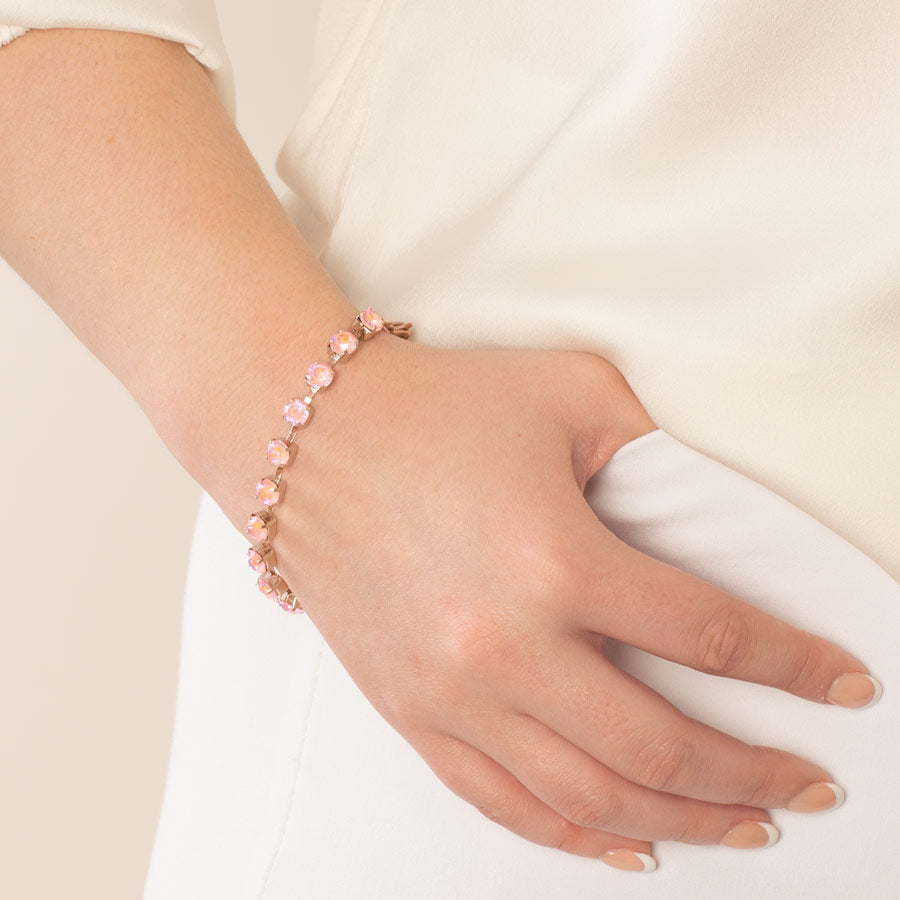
[2,1,897,896]
[143,428,900,898]
[2,2,895,574]
[276,0,900,583]
[0,23,28,46]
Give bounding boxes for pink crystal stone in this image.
[267,438,291,467]
[246,513,268,542]
[282,397,310,426]
[329,330,358,357]
[277,594,305,615]
[256,477,280,506]
[359,308,384,332]
[247,546,267,574]
[256,574,278,600]
[305,361,334,388]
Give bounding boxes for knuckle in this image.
[521,528,579,592]
[784,639,825,696]
[576,351,651,428]
[430,750,521,829]
[668,809,708,845]
[559,348,617,382]
[510,528,583,618]
[443,613,518,677]
[569,350,628,396]
[694,606,754,675]
[557,784,622,829]
[632,730,696,792]
[549,819,591,855]
[735,745,781,807]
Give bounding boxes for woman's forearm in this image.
[0,27,402,528]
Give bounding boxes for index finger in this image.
[573,518,882,709]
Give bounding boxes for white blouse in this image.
[2,1,896,586]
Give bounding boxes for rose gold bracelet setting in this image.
[245,307,413,614]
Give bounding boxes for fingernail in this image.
[786,781,846,813]
[600,849,658,872]
[720,820,779,849]
[826,672,883,709]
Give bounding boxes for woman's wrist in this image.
[186,300,425,539]
[0,27,423,538]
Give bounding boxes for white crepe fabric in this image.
[2,2,897,897]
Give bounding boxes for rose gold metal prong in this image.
[250,308,408,610]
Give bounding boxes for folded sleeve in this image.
[0,1,235,120]
[0,23,28,46]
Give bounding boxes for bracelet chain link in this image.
[244,308,413,613]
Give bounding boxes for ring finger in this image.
[462,709,777,846]
[505,633,835,809]
[413,731,659,869]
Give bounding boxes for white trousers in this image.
[143,427,899,899]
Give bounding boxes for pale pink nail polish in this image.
[826,673,883,709]
[719,820,779,849]
[600,849,658,872]
[786,781,845,813]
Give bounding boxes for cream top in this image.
[2,0,897,581]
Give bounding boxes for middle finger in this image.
[507,634,836,809]
[461,708,778,845]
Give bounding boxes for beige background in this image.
[0,3,318,897]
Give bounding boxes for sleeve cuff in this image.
[0,24,29,47]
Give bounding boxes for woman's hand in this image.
[269,336,873,865]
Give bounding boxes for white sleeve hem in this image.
[0,24,29,47]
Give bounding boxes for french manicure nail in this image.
[826,673,883,709]
[786,781,845,813]
[720,820,779,849]
[600,849,658,872]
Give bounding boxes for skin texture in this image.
[0,27,876,863]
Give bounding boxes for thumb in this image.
[562,352,658,490]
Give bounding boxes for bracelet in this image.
[245,307,414,614]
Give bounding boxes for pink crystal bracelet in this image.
[245,308,413,614]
